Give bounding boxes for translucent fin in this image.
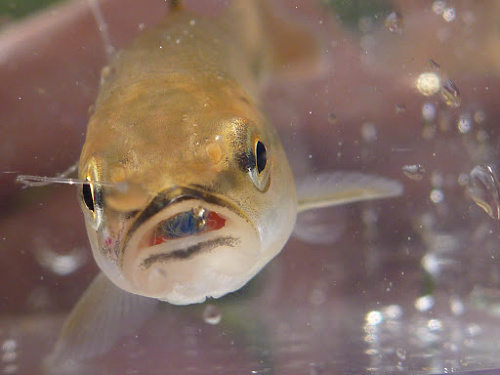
[225,0,325,80]
[296,172,403,213]
[45,273,158,371]
[257,1,325,79]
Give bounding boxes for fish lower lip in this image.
[141,236,240,268]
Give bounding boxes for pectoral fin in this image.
[296,171,403,213]
[45,272,158,371]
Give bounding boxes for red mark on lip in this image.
[206,211,226,231]
[150,211,226,246]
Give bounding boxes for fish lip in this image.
[120,184,255,267]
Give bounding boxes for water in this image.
[2,0,500,374]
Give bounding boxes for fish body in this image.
[79,1,297,305]
[48,0,402,367]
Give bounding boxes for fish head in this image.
[78,94,297,304]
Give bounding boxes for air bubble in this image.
[468,165,500,219]
[396,348,407,360]
[415,295,434,312]
[395,104,406,114]
[416,72,441,96]
[361,122,377,143]
[402,164,426,181]
[441,79,461,108]
[457,114,471,133]
[443,7,456,22]
[430,189,444,203]
[432,1,446,15]
[365,310,383,325]
[422,103,437,122]
[203,304,222,325]
[327,112,337,124]
[33,246,86,276]
[385,12,404,34]
[427,318,443,331]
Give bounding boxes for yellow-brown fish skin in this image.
[78,2,297,304]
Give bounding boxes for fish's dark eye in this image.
[82,183,95,212]
[255,141,267,173]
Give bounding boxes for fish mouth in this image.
[120,186,260,304]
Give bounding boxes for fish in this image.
[27,0,403,369]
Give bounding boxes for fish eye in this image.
[255,141,267,173]
[80,158,104,228]
[248,138,269,191]
[82,183,95,212]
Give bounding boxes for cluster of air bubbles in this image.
[202,304,222,325]
[416,72,461,109]
[384,11,404,34]
[432,1,456,22]
[468,165,500,220]
[1,339,18,375]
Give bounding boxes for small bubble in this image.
[457,114,472,133]
[138,22,145,31]
[473,110,486,124]
[361,122,377,143]
[441,79,461,108]
[3,364,18,374]
[415,295,435,312]
[1,340,16,353]
[430,189,444,203]
[309,289,326,306]
[396,348,407,360]
[467,323,482,337]
[443,7,456,22]
[450,296,465,316]
[385,12,404,34]
[381,304,403,320]
[421,254,440,275]
[457,173,469,186]
[365,310,383,325]
[476,129,489,143]
[432,1,446,15]
[33,246,87,276]
[427,318,443,331]
[365,348,379,356]
[416,72,441,96]
[189,19,196,26]
[202,304,222,325]
[175,38,181,44]
[431,172,444,188]
[395,104,406,114]
[402,164,426,181]
[1,351,16,363]
[327,112,337,124]
[422,103,437,122]
[468,165,500,220]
